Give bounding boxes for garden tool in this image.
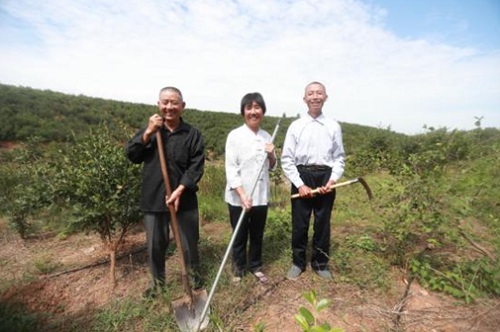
[290,177,373,200]
[156,130,209,332]
[195,114,285,331]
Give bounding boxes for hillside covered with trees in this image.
[0,83,407,158]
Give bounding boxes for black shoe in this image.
[142,282,164,299]
[192,275,204,290]
[142,287,158,299]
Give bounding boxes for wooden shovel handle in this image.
[156,130,193,300]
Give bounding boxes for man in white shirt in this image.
[281,81,346,280]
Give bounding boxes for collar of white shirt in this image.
[305,112,326,125]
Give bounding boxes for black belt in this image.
[297,165,331,172]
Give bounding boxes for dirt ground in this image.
[1,219,499,332]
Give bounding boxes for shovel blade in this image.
[172,289,210,332]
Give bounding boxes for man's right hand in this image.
[298,185,313,198]
[142,114,164,143]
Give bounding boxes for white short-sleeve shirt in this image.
[224,124,273,206]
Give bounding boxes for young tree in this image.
[53,123,142,288]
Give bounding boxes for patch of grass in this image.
[198,164,228,223]
[20,270,37,284]
[34,254,62,275]
[332,243,390,292]
[91,297,177,332]
[0,302,48,332]
[199,197,227,223]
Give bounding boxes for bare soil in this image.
[1,219,499,332]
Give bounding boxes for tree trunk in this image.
[107,229,127,291]
[109,247,116,290]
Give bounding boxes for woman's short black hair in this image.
[240,92,266,115]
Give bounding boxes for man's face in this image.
[158,90,185,122]
[303,83,328,116]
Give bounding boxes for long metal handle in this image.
[156,130,194,303]
[196,115,284,331]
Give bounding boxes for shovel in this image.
[156,130,209,332]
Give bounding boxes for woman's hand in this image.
[235,186,252,211]
[265,143,276,168]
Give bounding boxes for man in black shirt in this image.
[126,86,205,297]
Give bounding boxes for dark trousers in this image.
[144,209,200,285]
[228,204,268,276]
[290,169,335,271]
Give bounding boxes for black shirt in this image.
[126,119,205,212]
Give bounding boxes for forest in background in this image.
[0,83,408,158]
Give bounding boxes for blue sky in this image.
[1,0,499,134]
[373,0,500,50]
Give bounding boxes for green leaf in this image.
[304,290,316,304]
[315,299,331,312]
[294,314,309,330]
[253,322,265,332]
[319,323,332,330]
[299,307,315,325]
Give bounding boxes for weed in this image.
[34,254,62,275]
[294,290,344,332]
[254,321,266,331]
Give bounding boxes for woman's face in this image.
[244,101,264,132]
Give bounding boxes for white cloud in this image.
[1,0,499,134]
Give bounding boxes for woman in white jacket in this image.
[224,92,276,283]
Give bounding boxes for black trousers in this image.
[290,168,335,271]
[144,209,200,285]
[228,204,268,276]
